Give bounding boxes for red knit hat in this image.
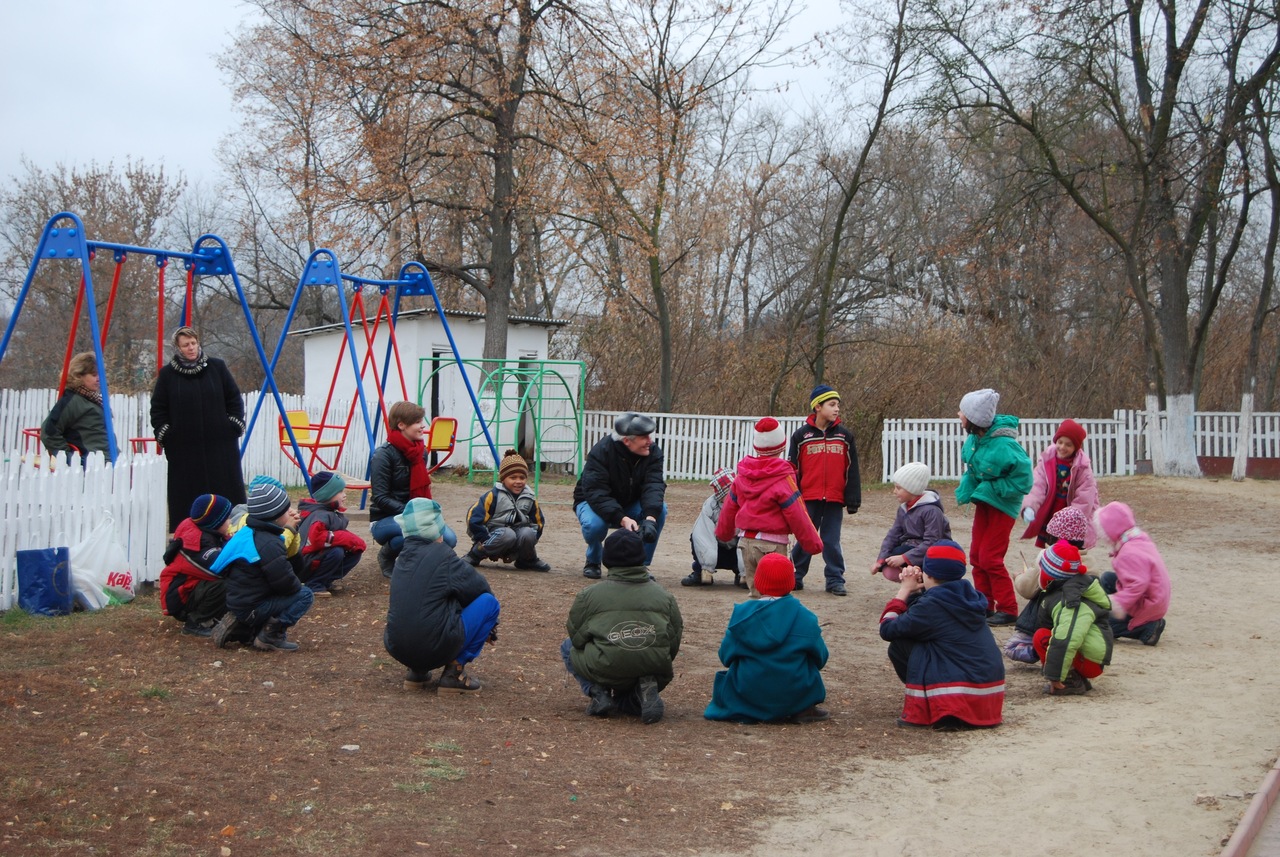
[1054,419,1087,450]
[752,417,787,457]
[754,553,796,597]
[1038,540,1087,590]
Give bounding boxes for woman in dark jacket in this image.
[369,400,456,575]
[42,351,113,463]
[150,326,247,531]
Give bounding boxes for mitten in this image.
[640,519,659,543]
[1022,507,1035,523]
[846,505,858,515]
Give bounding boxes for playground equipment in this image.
[417,357,584,494]
[0,211,289,462]
[243,250,498,494]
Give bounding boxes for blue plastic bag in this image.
[17,546,73,616]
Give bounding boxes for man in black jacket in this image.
[572,412,668,579]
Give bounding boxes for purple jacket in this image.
[1021,445,1100,549]
[1097,502,1170,630]
[877,491,952,567]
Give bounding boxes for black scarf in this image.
[170,347,208,376]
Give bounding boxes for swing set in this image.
[0,211,290,461]
[241,249,500,496]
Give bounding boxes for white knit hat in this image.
[752,417,787,457]
[892,462,930,496]
[959,388,1000,428]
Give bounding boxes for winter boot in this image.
[1046,669,1090,695]
[1140,618,1166,646]
[586,686,618,717]
[636,675,664,724]
[463,546,483,567]
[181,619,213,637]
[582,563,602,579]
[515,555,551,572]
[378,547,396,578]
[211,613,244,649]
[403,668,433,690]
[438,662,483,693]
[253,620,300,652]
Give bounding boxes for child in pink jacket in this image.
[1021,419,1100,549]
[717,418,823,598]
[1096,501,1170,646]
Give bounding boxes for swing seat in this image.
[426,416,457,474]
[279,409,345,470]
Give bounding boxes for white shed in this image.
[292,307,576,467]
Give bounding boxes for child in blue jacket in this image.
[704,553,829,724]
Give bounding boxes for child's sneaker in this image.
[515,557,551,572]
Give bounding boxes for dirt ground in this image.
[2,474,1277,856]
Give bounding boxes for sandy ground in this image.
[687,475,1280,857]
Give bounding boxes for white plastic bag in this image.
[69,513,135,607]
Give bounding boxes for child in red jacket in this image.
[788,385,860,595]
[716,418,822,598]
[297,472,367,597]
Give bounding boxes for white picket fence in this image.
[0,449,168,611]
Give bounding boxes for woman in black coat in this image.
[150,326,247,531]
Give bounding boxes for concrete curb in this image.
[1221,760,1280,857]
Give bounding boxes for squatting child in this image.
[716,418,822,598]
[463,449,550,572]
[704,553,829,725]
[1029,540,1113,695]
[872,461,952,582]
[1005,506,1091,663]
[159,494,233,637]
[1097,501,1171,646]
[211,481,313,652]
[789,385,860,596]
[683,467,743,588]
[297,472,367,597]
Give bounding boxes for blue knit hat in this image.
[190,494,232,531]
[809,384,840,411]
[248,474,286,493]
[922,539,967,582]
[309,471,346,504]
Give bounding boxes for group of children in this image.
[157,387,1173,730]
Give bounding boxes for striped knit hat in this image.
[752,418,787,457]
[190,494,232,531]
[1038,540,1087,590]
[922,540,967,582]
[810,384,840,411]
[498,449,529,481]
[247,482,291,521]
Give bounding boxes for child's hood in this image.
[732,455,800,501]
[985,413,1020,438]
[904,489,943,511]
[1096,502,1137,543]
[921,580,989,629]
[726,598,810,651]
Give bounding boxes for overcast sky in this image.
[1,0,836,191]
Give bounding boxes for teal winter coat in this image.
[955,414,1033,519]
[704,595,828,723]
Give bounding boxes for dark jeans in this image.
[791,500,846,587]
[561,637,596,696]
[237,587,314,631]
[304,547,362,592]
[1099,571,1161,639]
[887,638,914,684]
[371,516,457,563]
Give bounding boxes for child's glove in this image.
[640,519,659,543]
[1022,507,1035,522]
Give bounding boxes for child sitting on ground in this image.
[210,481,313,652]
[704,553,829,724]
[463,450,550,572]
[716,418,823,598]
[1021,419,1100,549]
[297,472,367,597]
[1005,506,1089,663]
[1096,501,1170,647]
[683,467,743,588]
[1030,540,1113,695]
[386,498,501,693]
[872,462,952,582]
[878,540,1005,729]
[159,494,233,637]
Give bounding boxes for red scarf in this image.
[387,429,432,499]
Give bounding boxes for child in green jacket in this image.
[955,388,1033,626]
[1031,541,1114,695]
